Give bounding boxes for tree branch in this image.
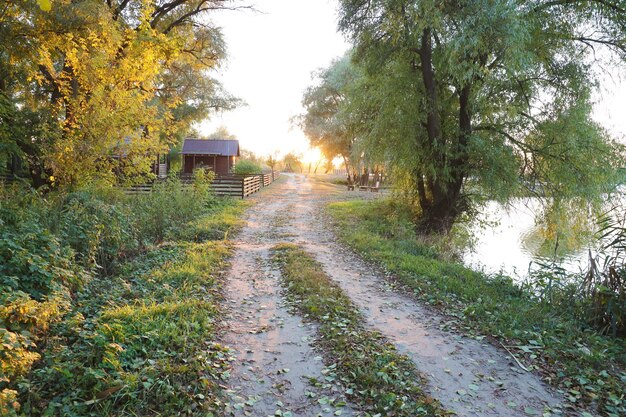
[534,0,626,15]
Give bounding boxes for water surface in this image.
[463,199,599,281]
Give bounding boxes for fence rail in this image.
[122,171,281,198]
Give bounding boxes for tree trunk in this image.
[415,28,471,234]
[342,155,352,184]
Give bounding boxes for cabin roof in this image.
[181,139,240,156]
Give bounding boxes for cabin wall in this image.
[215,156,230,176]
[183,154,233,176]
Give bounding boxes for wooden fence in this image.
[124,184,154,195]
[123,171,280,198]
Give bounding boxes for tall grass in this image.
[582,210,626,336]
[0,172,242,415]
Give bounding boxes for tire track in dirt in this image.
[270,174,569,417]
[220,178,360,417]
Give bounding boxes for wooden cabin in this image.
[181,139,240,176]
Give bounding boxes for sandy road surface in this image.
[221,174,567,417]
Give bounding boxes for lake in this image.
[463,198,610,281]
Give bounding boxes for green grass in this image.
[272,243,446,417]
[14,200,247,417]
[328,199,626,416]
[177,199,250,241]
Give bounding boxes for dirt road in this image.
[220,174,566,417]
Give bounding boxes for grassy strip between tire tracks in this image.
[327,199,626,417]
[272,243,447,417]
[12,200,248,417]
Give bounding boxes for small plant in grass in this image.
[272,243,446,417]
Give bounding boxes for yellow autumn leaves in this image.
[37,0,51,12]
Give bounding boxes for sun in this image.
[301,147,324,165]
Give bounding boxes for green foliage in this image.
[523,203,626,338]
[299,54,359,166]
[328,199,626,416]
[0,223,83,300]
[0,180,243,414]
[53,191,138,275]
[232,159,262,175]
[273,243,444,416]
[207,126,237,140]
[330,0,626,230]
[282,153,303,173]
[1,0,239,187]
[19,240,234,416]
[581,210,626,337]
[131,174,215,243]
[1,290,70,417]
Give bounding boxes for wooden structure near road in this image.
[123,172,280,198]
[205,172,279,198]
[210,175,261,199]
[181,139,240,176]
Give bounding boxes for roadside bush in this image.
[0,176,225,414]
[54,191,138,275]
[131,171,216,242]
[233,159,262,175]
[0,186,87,414]
[0,220,84,299]
[0,290,70,387]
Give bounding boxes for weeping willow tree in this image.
[333,0,625,232]
[299,54,360,181]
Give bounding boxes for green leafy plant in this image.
[233,160,262,175]
[0,179,245,415]
[584,211,626,337]
[54,191,138,275]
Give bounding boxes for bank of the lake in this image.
[327,199,626,416]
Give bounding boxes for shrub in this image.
[130,173,216,243]
[581,212,626,336]
[233,159,262,175]
[54,191,139,275]
[0,221,85,299]
[0,177,229,414]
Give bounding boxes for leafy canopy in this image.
[330,0,626,231]
[0,0,242,187]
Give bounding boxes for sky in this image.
[199,1,626,162]
[198,0,349,163]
